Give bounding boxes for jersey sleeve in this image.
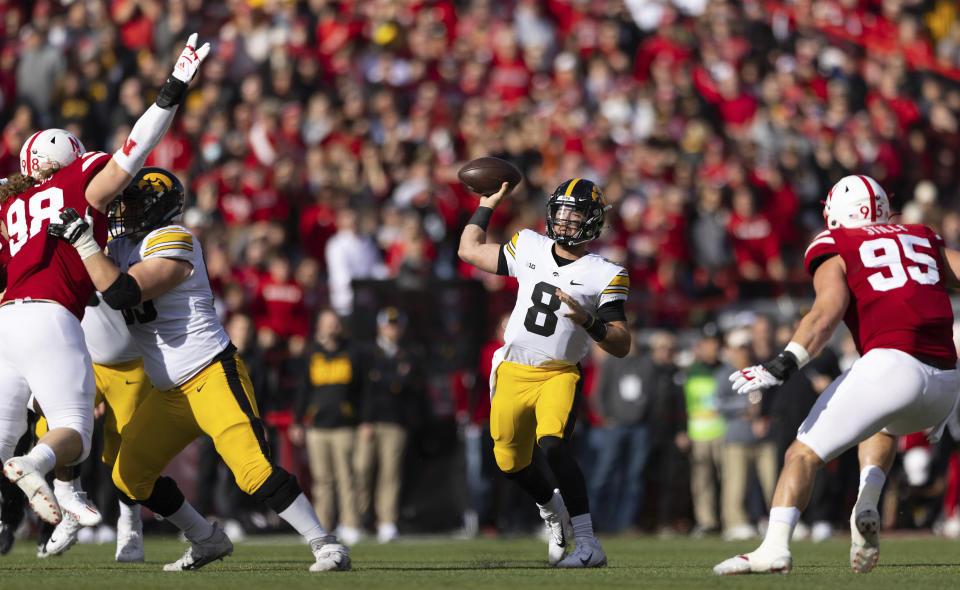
[139,225,195,262]
[598,267,630,307]
[803,229,839,275]
[500,231,521,277]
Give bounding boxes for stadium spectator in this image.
[354,307,424,543]
[682,325,727,537]
[716,327,778,541]
[288,309,360,546]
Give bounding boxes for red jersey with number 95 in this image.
[0,151,111,319]
[804,223,957,367]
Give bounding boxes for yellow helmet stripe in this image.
[564,178,582,196]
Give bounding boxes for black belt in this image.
[914,354,956,371]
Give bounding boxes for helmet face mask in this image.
[109,167,185,239]
[546,179,606,247]
[19,129,86,178]
[823,174,890,229]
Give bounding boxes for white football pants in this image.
[797,348,960,461]
[0,302,95,464]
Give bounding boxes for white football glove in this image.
[47,206,100,260]
[171,33,211,83]
[729,365,782,396]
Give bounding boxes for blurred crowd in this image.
[5,0,960,542]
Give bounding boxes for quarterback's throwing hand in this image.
[729,365,782,395]
[172,33,211,83]
[47,206,100,260]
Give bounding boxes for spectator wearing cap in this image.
[681,325,727,536]
[288,309,362,546]
[354,307,425,543]
[589,327,667,532]
[715,327,778,541]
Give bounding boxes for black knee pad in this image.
[251,467,302,514]
[538,435,567,460]
[139,476,185,518]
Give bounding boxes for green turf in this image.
[1,534,959,589]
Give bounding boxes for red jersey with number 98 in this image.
[0,151,111,319]
[804,223,957,367]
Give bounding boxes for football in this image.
[457,157,522,196]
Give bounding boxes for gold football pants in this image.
[112,354,273,501]
[36,358,153,467]
[489,361,581,473]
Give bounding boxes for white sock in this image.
[758,507,799,553]
[25,443,57,474]
[571,513,594,539]
[53,478,80,501]
[857,465,886,508]
[537,489,564,515]
[118,501,142,531]
[166,501,214,543]
[277,493,327,544]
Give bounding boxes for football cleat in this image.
[42,512,81,557]
[539,491,573,566]
[3,456,60,525]
[713,549,792,575]
[555,536,607,568]
[0,522,14,555]
[116,517,145,563]
[850,507,880,573]
[309,536,352,572]
[56,490,102,527]
[162,522,233,571]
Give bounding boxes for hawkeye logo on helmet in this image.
[139,172,173,192]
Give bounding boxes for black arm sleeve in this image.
[597,299,626,323]
[496,246,509,276]
[101,272,142,309]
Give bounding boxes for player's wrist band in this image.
[468,206,493,231]
[582,313,608,342]
[156,76,189,109]
[784,341,810,368]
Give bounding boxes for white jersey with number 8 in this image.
[497,229,628,368]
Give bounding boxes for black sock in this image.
[539,436,589,516]
[503,464,554,505]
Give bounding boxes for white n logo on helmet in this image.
[19,129,87,178]
[823,175,890,229]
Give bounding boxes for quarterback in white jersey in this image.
[459,176,630,569]
[48,167,350,573]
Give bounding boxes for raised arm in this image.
[458,182,512,274]
[85,34,210,212]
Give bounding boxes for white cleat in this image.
[56,490,102,527]
[713,549,792,575]
[116,525,145,563]
[555,536,607,568]
[540,492,573,566]
[850,507,880,573]
[42,513,81,557]
[309,536,351,571]
[163,522,233,571]
[3,457,60,525]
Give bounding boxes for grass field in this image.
[2,533,960,589]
